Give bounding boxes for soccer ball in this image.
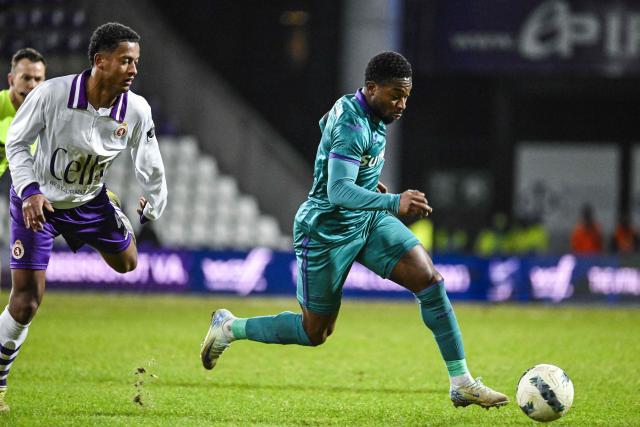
[516,364,574,422]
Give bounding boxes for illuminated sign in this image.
[289,261,471,294]
[42,249,640,303]
[431,0,640,75]
[201,248,273,295]
[46,251,188,287]
[588,266,640,296]
[488,258,520,302]
[529,255,576,302]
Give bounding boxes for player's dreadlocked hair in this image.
[11,48,46,71]
[365,51,412,84]
[88,22,140,65]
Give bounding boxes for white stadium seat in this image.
[104,135,288,250]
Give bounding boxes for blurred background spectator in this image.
[433,218,468,255]
[570,204,603,254]
[611,213,639,254]
[409,217,433,253]
[520,215,550,255]
[474,213,509,257]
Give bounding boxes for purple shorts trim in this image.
[9,186,133,270]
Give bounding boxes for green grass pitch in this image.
[2,292,638,426]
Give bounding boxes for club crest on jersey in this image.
[114,122,128,138]
[11,240,24,259]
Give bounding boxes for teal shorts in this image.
[293,211,420,314]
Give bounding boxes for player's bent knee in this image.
[307,332,329,347]
[104,242,138,273]
[303,325,332,346]
[425,265,442,285]
[417,252,442,285]
[125,257,138,272]
[108,251,138,273]
[113,258,137,274]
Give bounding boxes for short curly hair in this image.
[88,22,140,65]
[365,51,412,84]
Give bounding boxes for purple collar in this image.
[355,89,384,125]
[355,89,373,116]
[67,69,128,123]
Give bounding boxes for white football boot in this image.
[200,309,236,370]
[450,377,509,409]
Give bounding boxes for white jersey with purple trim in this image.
[6,70,167,220]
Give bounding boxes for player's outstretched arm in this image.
[130,116,167,222]
[327,156,400,213]
[131,140,167,221]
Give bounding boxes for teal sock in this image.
[446,359,469,377]
[415,280,467,375]
[230,318,248,339]
[232,312,312,346]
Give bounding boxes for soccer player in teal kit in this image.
[200,52,508,409]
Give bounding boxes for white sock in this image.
[0,307,29,349]
[450,372,475,387]
[0,307,30,390]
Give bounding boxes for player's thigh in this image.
[294,232,364,315]
[389,244,442,293]
[59,189,136,273]
[356,212,421,280]
[9,186,56,271]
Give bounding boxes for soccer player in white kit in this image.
[1,22,167,411]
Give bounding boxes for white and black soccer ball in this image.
[516,364,574,422]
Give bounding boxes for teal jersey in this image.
[295,90,395,244]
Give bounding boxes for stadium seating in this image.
[0,1,88,57]
[105,136,291,250]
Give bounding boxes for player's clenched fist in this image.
[398,189,432,217]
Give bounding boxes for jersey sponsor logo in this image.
[48,180,88,195]
[114,122,128,138]
[11,240,24,259]
[49,147,109,185]
[360,149,385,168]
